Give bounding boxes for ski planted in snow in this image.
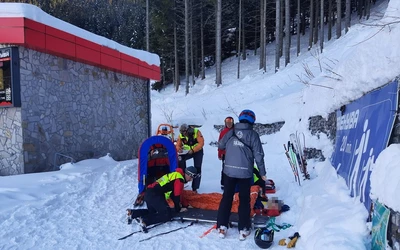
[284,142,301,186]
[289,132,310,180]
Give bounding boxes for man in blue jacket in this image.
[216,109,266,241]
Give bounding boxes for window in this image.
[0,47,20,108]
[0,57,12,103]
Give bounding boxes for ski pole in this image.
[199,224,217,238]
[139,221,197,242]
[117,221,166,240]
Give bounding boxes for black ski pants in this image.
[217,175,252,231]
[178,148,203,191]
[254,178,266,195]
[220,155,226,186]
[141,189,173,226]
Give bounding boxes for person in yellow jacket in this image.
[253,165,267,201]
[176,123,204,192]
[128,167,197,232]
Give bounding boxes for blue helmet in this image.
[239,109,256,124]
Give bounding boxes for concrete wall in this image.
[0,46,150,175]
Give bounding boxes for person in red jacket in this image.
[218,116,234,190]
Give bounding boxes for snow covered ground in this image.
[1,1,400,250]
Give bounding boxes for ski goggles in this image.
[240,111,256,120]
[185,170,200,178]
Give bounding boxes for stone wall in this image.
[308,113,337,142]
[211,114,335,162]
[1,46,150,175]
[0,45,24,175]
[0,108,24,175]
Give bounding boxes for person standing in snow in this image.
[216,109,266,241]
[176,124,204,193]
[217,116,234,190]
[132,167,198,232]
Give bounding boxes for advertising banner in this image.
[372,200,390,250]
[331,80,398,210]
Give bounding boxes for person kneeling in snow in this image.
[132,167,197,232]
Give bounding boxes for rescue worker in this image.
[161,126,172,139]
[253,165,268,201]
[216,109,266,241]
[133,166,198,232]
[218,116,234,190]
[176,123,204,192]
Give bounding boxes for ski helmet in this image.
[185,166,198,178]
[239,109,256,124]
[254,227,274,249]
[180,123,188,134]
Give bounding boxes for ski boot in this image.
[126,209,133,224]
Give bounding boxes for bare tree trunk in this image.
[237,0,242,79]
[263,0,267,72]
[308,0,314,50]
[345,0,351,33]
[242,10,246,61]
[216,0,222,86]
[275,0,281,72]
[190,1,195,86]
[301,6,306,35]
[185,0,190,95]
[174,1,180,92]
[200,0,205,80]
[284,0,290,66]
[314,0,319,45]
[320,0,324,53]
[357,0,362,18]
[189,0,196,87]
[328,0,332,40]
[254,14,257,55]
[171,58,175,90]
[366,0,371,19]
[194,30,199,78]
[296,0,301,56]
[279,0,284,57]
[259,0,265,70]
[336,0,342,39]
[146,0,149,51]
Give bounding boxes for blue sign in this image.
[331,80,398,210]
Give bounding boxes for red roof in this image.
[0,17,161,81]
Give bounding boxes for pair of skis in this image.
[284,131,310,186]
[118,221,197,241]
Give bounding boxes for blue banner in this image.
[331,80,398,210]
